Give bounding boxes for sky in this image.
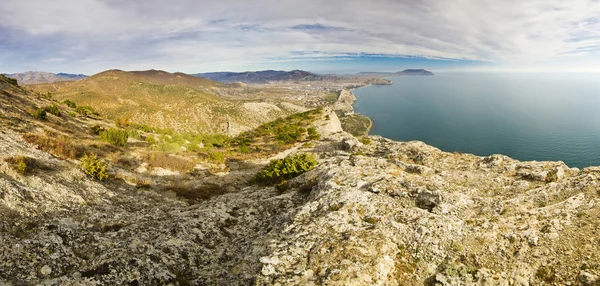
[1,0,600,74]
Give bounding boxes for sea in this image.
[353,72,600,168]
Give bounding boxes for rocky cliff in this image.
[0,77,599,285]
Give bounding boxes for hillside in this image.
[1,74,599,285]
[28,70,303,134]
[193,69,339,84]
[5,71,88,84]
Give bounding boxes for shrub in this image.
[115,116,129,127]
[126,128,140,140]
[63,100,77,108]
[307,127,320,140]
[44,105,61,116]
[358,136,371,145]
[5,156,31,175]
[275,124,304,144]
[75,106,99,116]
[99,128,129,147]
[32,108,47,120]
[240,144,251,153]
[253,153,317,184]
[208,151,225,163]
[80,154,108,180]
[68,112,77,117]
[145,136,157,145]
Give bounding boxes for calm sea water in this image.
[353,72,600,168]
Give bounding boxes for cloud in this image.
[0,0,599,73]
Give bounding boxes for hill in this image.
[193,69,339,84]
[4,71,88,84]
[396,68,434,75]
[28,69,302,134]
[0,75,599,285]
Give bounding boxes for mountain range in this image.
[28,69,302,134]
[4,71,88,84]
[193,69,339,84]
[358,69,435,76]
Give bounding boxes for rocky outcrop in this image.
[2,126,599,284]
[332,90,356,114]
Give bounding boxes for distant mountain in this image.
[396,69,434,76]
[56,73,88,79]
[357,69,434,76]
[4,71,88,84]
[28,69,298,134]
[193,69,337,84]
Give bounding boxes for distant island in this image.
[396,69,434,76]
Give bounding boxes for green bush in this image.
[32,108,47,120]
[307,127,320,140]
[358,136,371,145]
[253,153,317,184]
[240,144,251,153]
[81,154,108,180]
[5,156,31,175]
[63,100,77,108]
[275,124,304,144]
[145,136,157,145]
[208,151,225,163]
[126,128,140,140]
[99,128,129,147]
[75,106,99,116]
[44,105,61,116]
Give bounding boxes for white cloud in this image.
[1,0,599,73]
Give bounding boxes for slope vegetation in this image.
[28,70,301,134]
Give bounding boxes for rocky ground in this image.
[1,78,599,285]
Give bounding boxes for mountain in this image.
[193,69,338,84]
[396,69,434,75]
[28,69,303,134]
[56,73,89,79]
[4,71,88,84]
[357,69,435,76]
[2,74,599,284]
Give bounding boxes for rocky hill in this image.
[0,75,599,285]
[193,69,339,84]
[4,71,88,84]
[27,70,303,134]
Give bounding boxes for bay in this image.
[353,72,600,168]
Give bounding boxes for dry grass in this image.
[168,182,227,201]
[23,133,82,159]
[144,152,197,173]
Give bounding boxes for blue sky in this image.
[1,0,600,75]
